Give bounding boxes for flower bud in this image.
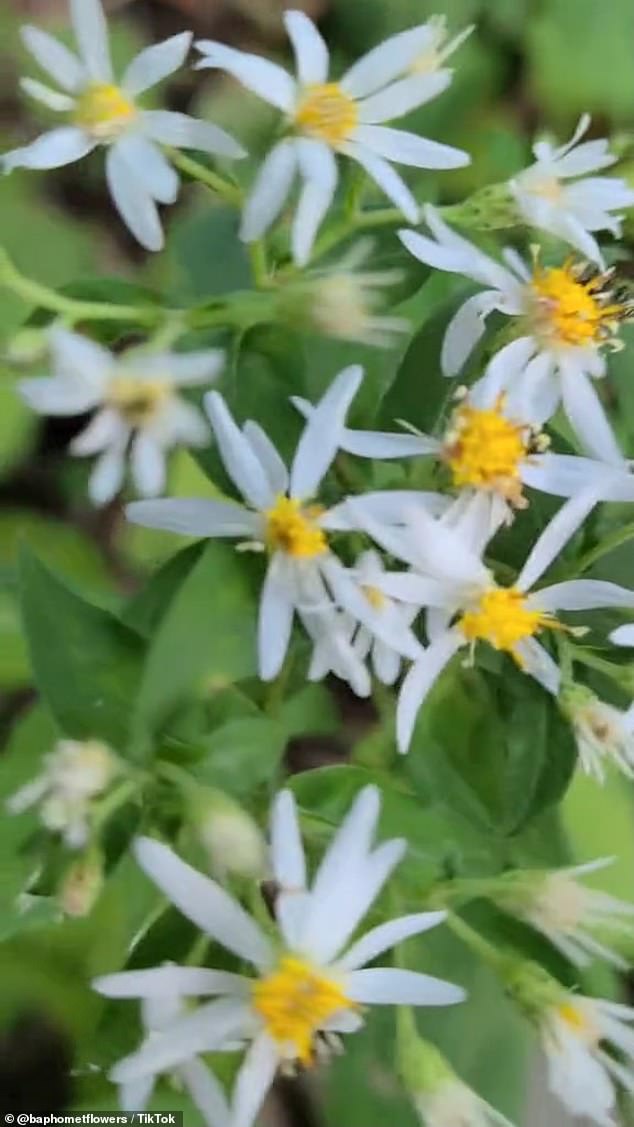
[5,328,49,365]
[559,682,634,781]
[442,183,520,232]
[59,848,104,917]
[190,788,265,879]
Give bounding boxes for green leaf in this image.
[19,548,145,749]
[0,379,36,480]
[122,542,206,638]
[166,204,251,301]
[191,715,287,797]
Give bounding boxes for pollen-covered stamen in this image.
[252,955,352,1064]
[556,1002,601,1048]
[108,376,171,426]
[264,496,327,559]
[458,586,561,665]
[74,83,136,140]
[528,259,634,349]
[295,83,358,147]
[443,396,545,505]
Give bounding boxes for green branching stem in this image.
[567,521,634,577]
[91,777,140,834]
[167,150,243,208]
[446,912,507,971]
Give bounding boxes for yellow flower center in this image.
[529,175,564,203]
[362,585,387,611]
[458,587,560,665]
[557,1002,601,1047]
[295,83,358,147]
[529,262,627,349]
[264,496,327,559]
[108,376,171,426]
[74,83,136,140]
[443,398,537,504]
[253,955,352,1064]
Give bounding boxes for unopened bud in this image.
[59,849,104,917]
[5,328,49,365]
[559,683,634,782]
[441,183,520,232]
[191,788,265,879]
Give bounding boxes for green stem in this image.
[91,777,139,834]
[568,646,629,681]
[168,150,243,207]
[157,760,198,796]
[0,247,163,325]
[446,912,506,970]
[568,521,634,577]
[248,240,270,289]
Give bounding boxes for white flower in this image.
[539,992,634,1125]
[399,206,634,465]
[196,11,470,265]
[494,860,634,970]
[126,366,423,681]
[414,1079,513,1127]
[94,786,465,1127]
[7,738,117,848]
[510,115,634,267]
[348,488,634,751]
[2,0,245,250]
[560,683,634,782]
[19,328,223,505]
[610,623,634,648]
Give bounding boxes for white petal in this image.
[123,32,192,97]
[560,365,622,466]
[89,443,127,506]
[140,110,245,160]
[372,639,401,686]
[508,350,558,422]
[159,399,208,448]
[240,140,297,243]
[292,139,338,266]
[195,42,295,112]
[338,911,447,971]
[340,428,437,459]
[131,433,167,497]
[353,124,468,170]
[284,10,329,86]
[19,378,101,417]
[531,580,634,613]
[134,837,273,969]
[205,391,275,509]
[118,1076,155,1112]
[70,408,122,454]
[51,327,112,384]
[610,625,634,647]
[258,555,295,681]
[440,292,499,377]
[341,24,441,99]
[321,557,421,660]
[179,1058,230,1127]
[290,365,362,499]
[397,632,463,753]
[515,638,560,695]
[346,967,465,1006]
[126,498,258,538]
[93,966,250,999]
[270,789,306,891]
[342,141,418,222]
[113,134,179,205]
[105,144,164,252]
[231,1034,278,1127]
[555,140,615,178]
[20,26,85,92]
[20,78,75,111]
[477,335,536,402]
[3,127,95,172]
[357,71,452,124]
[70,0,112,81]
[243,421,289,495]
[517,489,602,592]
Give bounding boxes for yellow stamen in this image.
[557,1002,601,1046]
[108,376,171,426]
[253,955,352,1065]
[264,496,327,559]
[74,83,136,140]
[529,260,627,348]
[443,396,536,504]
[362,584,387,610]
[295,83,358,147]
[458,587,561,666]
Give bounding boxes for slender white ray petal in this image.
[70,0,113,82]
[178,1058,230,1127]
[292,139,338,265]
[521,454,629,499]
[515,638,560,694]
[195,42,295,112]
[530,580,634,613]
[397,632,463,753]
[284,10,329,86]
[243,422,289,495]
[342,142,419,222]
[3,128,95,172]
[105,144,163,251]
[231,1034,279,1127]
[325,490,448,534]
[290,365,363,499]
[19,378,101,417]
[160,399,208,448]
[134,837,273,969]
[356,71,451,124]
[372,639,401,685]
[346,967,465,1006]
[270,790,306,891]
[560,364,622,466]
[126,498,258,538]
[93,967,250,999]
[205,392,276,510]
[517,488,601,592]
[20,78,75,112]
[321,557,422,660]
[113,133,179,205]
[610,625,634,647]
[341,25,440,99]
[398,226,471,274]
[240,139,297,243]
[89,443,127,505]
[258,554,295,681]
[21,26,85,92]
[123,32,192,96]
[70,409,123,455]
[118,1075,155,1113]
[440,291,501,376]
[140,110,245,159]
[51,327,113,384]
[338,912,447,971]
[130,433,166,497]
[353,124,468,170]
[477,335,536,400]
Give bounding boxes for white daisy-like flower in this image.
[6,738,117,848]
[126,366,423,681]
[94,786,465,1127]
[2,0,245,250]
[195,11,470,265]
[399,206,634,465]
[539,992,634,1125]
[560,683,634,782]
[19,328,223,505]
[115,988,231,1127]
[510,115,634,267]
[348,488,634,751]
[493,860,634,970]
